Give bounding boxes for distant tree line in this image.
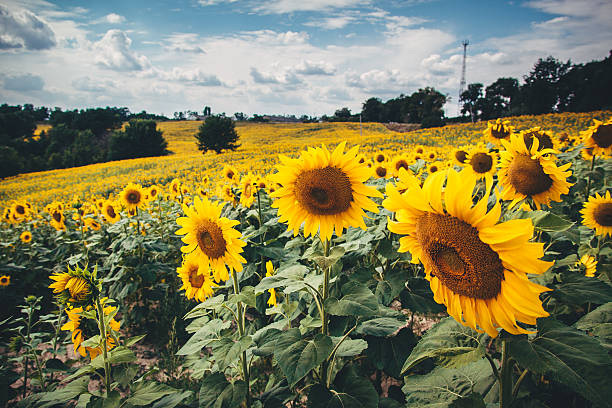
[460,51,612,121]
[0,105,168,179]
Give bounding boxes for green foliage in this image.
[108,119,168,160]
[195,115,240,154]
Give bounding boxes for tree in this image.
[234,112,246,121]
[361,97,384,122]
[333,107,353,122]
[519,56,571,114]
[460,83,483,121]
[108,120,168,160]
[195,115,240,154]
[408,87,447,127]
[481,77,520,119]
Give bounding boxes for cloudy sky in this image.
[1,0,611,117]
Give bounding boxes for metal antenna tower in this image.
[458,40,469,115]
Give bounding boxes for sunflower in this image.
[270,142,382,242]
[177,252,217,301]
[265,261,277,307]
[578,254,597,277]
[50,210,66,231]
[0,275,10,287]
[581,118,612,156]
[61,303,120,358]
[20,231,32,243]
[169,178,181,199]
[452,148,469,166]
[120,183,145,211]
[11,203,28,220]
[148,185,160,201]
[427,163,440,174]
[520,127,556,151]
[374,153,386,163]
[426,151,437,161]
[463,149,498,186]
[85,218,101,231]
[484,118,514,144]
[391,155,411,178]
[240,173,257,208]
[176,196,247,283]
[102,201,121,224]
[498,133,572,209]
[223,165,239,184]
[581,190,612,237]
[383,169,552,337]
[374,164,389,179]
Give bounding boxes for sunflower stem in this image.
[95,297,111,397]
[585,154,596,199]
[499,337,514,408]
[320,239,331,387]
[512,368,529,399]
[231,268,251,408]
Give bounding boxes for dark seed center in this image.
[508,154,553,196]
[294,166,353,215]
[592,124,612,149]
[594,202,612,227]
[470,152,493,173]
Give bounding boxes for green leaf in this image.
[400,278,446,314]
[508,317,612,408]
[199,373,246,408]
[333,338,368,357]
[402,359,494,408]
[307,364,379,408]
[184,295,226,319]
[44,358,68,372]
[124,334,146,347]
[125,382,179,406]
[227,286,257,307]
[91,346,136,368]
[366,328,417,379]
[37,377,90,407]
[401,317,484,375]
[114,364,138,387]
[356,317,406,337]
[551,273,612,306]
[524,210,574,232]
[311,246,345,270]
[375,280,393,306]
[177,319,232,355]
[274,328,333,387]
[212,335,252,371]
[151,391,194,408]
[575,302,612,349]
[255,265,309,293]
[325,281,378,317]
[252,327,282,357]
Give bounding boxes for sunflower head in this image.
[392,155,411,177]
[0,275,10,287]
[120,183,145,211]
[223,165,239,184]
[177,253,217,301]
[49,264,99,306]
[578,254,598,277]
[374,153,386,163]
[375,164,389,179]
[102,201,121,224]
[520,127,555,151]
[484,119,513,144]
[498,133,572,209]
[176,196,247,283]
[20,231,32,243]
[581,118,612,156]
[581,190,612,237]
[452,148,468,165]
[270,142,382,242]
[148,185,160,201]
[50,210,66,231]
[383,169,552,337]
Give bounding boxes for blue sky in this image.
[1,0,611,117]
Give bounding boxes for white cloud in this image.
[72,76,116,92]
[250,67,301,85]
[105,13,125,24]
[304,16,355,30]
[253,0,370,14]
[197,0,239,5]
[291,60,336,75]
[345,69,419,95]
[163,33,206,53]
[240,30,309,45]
[150,67,223,86]
[0,4,56,50]
[3,73,44,91]
[93,29,151,71]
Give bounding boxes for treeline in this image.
[325,87,447,127]
[0,105,168,179]
[460,51,612,121]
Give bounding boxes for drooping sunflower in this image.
[578,254,597,277]
[581,118,612,156]
[520,127,556,151]
[581,190,612,237]
[177,252,217,301]
[383,168,552,337]
[270,142,382,242]
[484,118,514,144]
[498,133,572,209]
[463,149,498,185]
[120,183,145,212]
[265,261,277,307]
[176,196,247,283]
[0,275,10,287]
[20,231,32,243]
[61,303,120,358]
[49,264,97,306]
[102,201,121,224]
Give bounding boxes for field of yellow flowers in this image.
[0,110,611,408]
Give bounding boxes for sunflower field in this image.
[0,111,611,408]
